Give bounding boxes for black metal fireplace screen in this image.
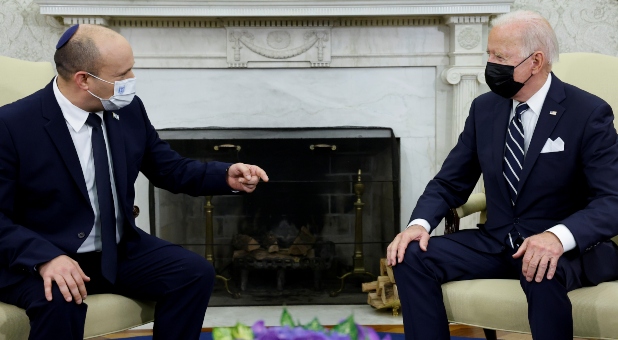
[149,127,399,303]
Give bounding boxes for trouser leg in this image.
[393,234,511,340]
[519,256,583,340]
[0,276,87,340]
[115,244,215,340]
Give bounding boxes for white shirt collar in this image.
[52,76,103,132]
[513,73,552,115]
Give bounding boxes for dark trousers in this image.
[392,232,585,340]
[0,243,215,340]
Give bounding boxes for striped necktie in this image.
[503,103,529,205]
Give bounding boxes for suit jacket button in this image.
[77,232,86,239]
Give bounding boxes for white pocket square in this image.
[540,137,564,153]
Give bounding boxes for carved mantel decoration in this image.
[227,27,331,68]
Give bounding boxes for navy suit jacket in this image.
[0,80,232,289]
[410,74,618,284]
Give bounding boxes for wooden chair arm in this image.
[444,193,487,235]
[445,208,460,235]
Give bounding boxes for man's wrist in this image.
[225,165,240,193]
[545,224,576,252]
[407,219,431,233]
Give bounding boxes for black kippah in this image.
[56,24,80,50]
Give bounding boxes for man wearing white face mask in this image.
[85,72,136,111]
[0,24,269,339]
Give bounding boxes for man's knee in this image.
[392,241,427,277]
[400,241,427,264]
[519,256,583,295]
[174,250,216,287]
[26,284,87,321]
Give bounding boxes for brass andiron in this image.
[205,196,240,298]
[330,169,376,297]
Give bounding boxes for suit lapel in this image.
[517,74,567,199]
[492,99,513,205]
[103,111,128,213]
[41,83,90,202]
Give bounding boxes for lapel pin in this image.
[549,111,557,116]
[112,112,120,120]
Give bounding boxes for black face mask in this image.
[485,53,534,98]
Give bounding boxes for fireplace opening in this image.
[149,127,399,305]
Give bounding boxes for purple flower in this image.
[252,321,268,337]
[214,310,391,340]
[357,325,380,340]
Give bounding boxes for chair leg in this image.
[482,328,497,340]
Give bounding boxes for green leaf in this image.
[332,315,358,340]
[231,322,254,340]
[304,317,325,332]
[212,327,233,340]
[280,308,295,327]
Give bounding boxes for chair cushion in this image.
[0,294,155,340]
[83,294,155,339]
[0,55,56,107]
[442,279,618,339]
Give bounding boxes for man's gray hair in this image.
[491,10,559,64]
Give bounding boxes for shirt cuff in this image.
[546,224,576,252]
[406,219,431,233]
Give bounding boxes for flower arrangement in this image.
[213,309,391,340]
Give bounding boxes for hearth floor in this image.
[132,304,403,329]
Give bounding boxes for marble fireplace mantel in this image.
[37,0,512,19]
[37,0,513,233]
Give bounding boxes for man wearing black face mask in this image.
[387,10,618,340]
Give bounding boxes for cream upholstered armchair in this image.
[0,55,155,339]
[442,53,618,339]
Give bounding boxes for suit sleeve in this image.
[135,98,233,196]
[0,119,65,275]
[560,102,618,253]
[408,99,482,232]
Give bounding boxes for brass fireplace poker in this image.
[205,196,240,298]
[330,169,376,297]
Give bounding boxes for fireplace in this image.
[149,127,398,304]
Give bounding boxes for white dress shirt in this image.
[52,77,123,252]
[408,74,576,252]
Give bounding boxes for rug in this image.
[119,332,482,340]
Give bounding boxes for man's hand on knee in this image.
[513,232,564,282]
[38,255,90,304]
[387,225,430,266]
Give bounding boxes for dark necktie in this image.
[503,103,529,205]
[85,113,117,283]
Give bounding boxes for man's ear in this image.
[73,71,89,90]
[531,51,546,75]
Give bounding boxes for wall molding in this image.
[83,17,449,28]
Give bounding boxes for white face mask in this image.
[87,72,136,111]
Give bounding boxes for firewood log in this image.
[289,226,316,256]
[232,234,260,252]
[362,281,378,292]
[261,232,280,253]
[381,283,394,304]
[380,258,388,276]
[376,276,390,295]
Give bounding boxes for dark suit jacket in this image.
[410,74,618,284]
[0,80,232,289]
